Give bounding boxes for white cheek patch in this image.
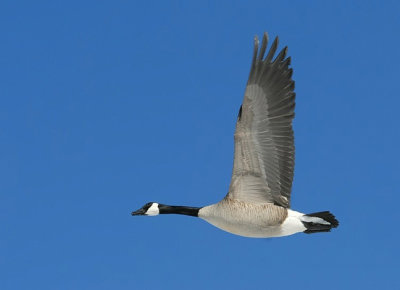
[145,203,160,216]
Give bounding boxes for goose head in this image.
[131,202,160,216]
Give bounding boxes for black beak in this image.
[131,208,146,216]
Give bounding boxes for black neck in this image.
[158,204,201,217]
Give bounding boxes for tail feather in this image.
[301,211,339,234]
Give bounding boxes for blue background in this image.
[1,1,399,289]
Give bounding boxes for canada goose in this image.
[132,32,339,238]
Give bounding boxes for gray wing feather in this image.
[227,33,295,208]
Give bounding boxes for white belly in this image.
[201,218,286,238]
[199,201,306,238]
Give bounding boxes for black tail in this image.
[302,211,339,234]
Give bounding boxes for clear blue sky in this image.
[1,1,399,289]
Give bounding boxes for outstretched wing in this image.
[227,33,295,208]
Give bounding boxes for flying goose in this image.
[132,32,339,238]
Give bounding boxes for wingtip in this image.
[254,35,259,45]
[252,35,259,60]
[273,36,279,47]
[264,36,279,63]
[262,32,269,44]
[258,33,269,60]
